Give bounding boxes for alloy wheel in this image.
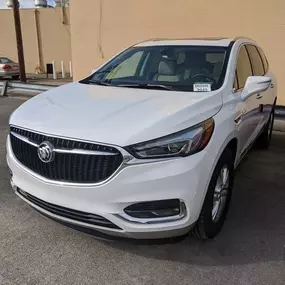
[212,165,229,223]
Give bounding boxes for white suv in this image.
[7,37,277,240]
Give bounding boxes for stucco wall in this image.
[0,7,71,73]
[70,0,285,105]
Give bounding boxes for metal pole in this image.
[1,81,9,97]
[12,0,26,82]
[52,60,57,80]
[61,61,65,78]
[69,61,73,78]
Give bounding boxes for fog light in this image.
[122,199,186,223]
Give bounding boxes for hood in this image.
[10,82,223,146]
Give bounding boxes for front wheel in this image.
[192,148,234,239]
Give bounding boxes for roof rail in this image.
[233,36,256,42]
[136,37,230,42]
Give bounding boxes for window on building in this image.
[246,45,264,76]
[236,46,253,89]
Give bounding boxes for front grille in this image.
[17,188,121,229]
[10,127,123,183]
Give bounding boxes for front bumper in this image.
[7,135,215,239]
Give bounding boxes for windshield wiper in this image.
[117,83,173,91]
[88,80,112,86]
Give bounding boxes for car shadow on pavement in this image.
[100,132,285,266]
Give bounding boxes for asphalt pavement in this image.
[0,96,285,285]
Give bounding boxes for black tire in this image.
[256,105,275,149]
[192,148,234,239]
[11,75,19,80]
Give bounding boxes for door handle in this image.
[270,83,274,88]
[234,109,246,125]
[256,93,263,100]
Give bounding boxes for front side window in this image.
[236,46,252,89]
[246,45,264,76]
[257,47,269,73]
[82,45,230,92]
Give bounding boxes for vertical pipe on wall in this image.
[97,0,104,58]
[61,4,67,25]
[34,9,44,73]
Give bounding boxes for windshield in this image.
[81,45,229,92]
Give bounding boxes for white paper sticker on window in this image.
[193,83,211,92]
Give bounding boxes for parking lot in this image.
[0,96,285,285]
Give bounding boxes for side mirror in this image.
[91,68,98,75]
[241,76,271,101]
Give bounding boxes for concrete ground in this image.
[0,96,285,285]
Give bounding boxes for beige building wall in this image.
[0,8,71,73]
[70,0,285,105]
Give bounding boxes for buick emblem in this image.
[37,141,54,163]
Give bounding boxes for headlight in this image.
[125,118,214,159]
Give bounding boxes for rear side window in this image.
[0,57,13,64]
[246,45,264,76]
[236,46,252,89]
[257,47,269,73]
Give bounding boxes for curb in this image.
[6,90,40,98]
[275,105,285,118]
[274,118,285,132]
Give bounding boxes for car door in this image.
[246,45,270,131]
[234,45,260,156]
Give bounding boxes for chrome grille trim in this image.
[9,126,129,185]
[10,131,38,147]
[10,131,117,156]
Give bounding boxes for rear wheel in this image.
[257,105,275,149]
[192,148,234,239]
[11,75,19,80]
